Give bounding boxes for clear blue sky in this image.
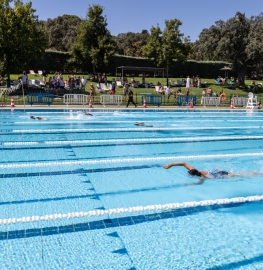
[30,0,262,41]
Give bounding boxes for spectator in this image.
[207,87,212,97]
[70,74,75,89]
[110,82,116,95]
[126,88,137,108]
[42,70,47,85]
[197,76,201,88]
[48,77,52,88]
[166,85,172,99]
[177,88,182,95]
[104,75,108,86]
[89,84,95,100]
[186,76,190,88]
[173,91,177,105]
[75,76,80,89]
[21,71,28,89]
[51,76,56,88]
[81,76,87,89]
[186,89,189,96]
[59,78,65,89]
[57,71,62,80]
[202,89,206,97]
[123,82,129,96]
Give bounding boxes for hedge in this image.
[25,50,234,78]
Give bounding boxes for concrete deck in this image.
[0,104,258,110]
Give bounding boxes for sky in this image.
[29,0,262,41]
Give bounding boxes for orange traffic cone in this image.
[230,98,234,109]
[143,98,147,108]
[10,96,15,107]
[89,98,93,108]
[189,99,193,108]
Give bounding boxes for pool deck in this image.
[0,104,259,110]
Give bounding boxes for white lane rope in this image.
[1,125,263,134]
[6,119,263,125]
[24,110,263,115]
[2,135,263,146]
[0,195,262,225]
[1,152,263,169]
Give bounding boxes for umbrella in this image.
[220,66,231,78]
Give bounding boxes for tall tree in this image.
[193,13,263,84]
[246,13,263,78]
[142,19,190,85]
[70,4,116,74]
[0,0,47,86]
[115,30,149,57]
[45,15,81,52]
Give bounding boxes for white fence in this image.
[232,97,248,107]
[201,97,220,107]
[63,94,89,106]
[100,95,123,107]
[201,96,251,108]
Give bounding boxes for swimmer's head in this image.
[188,169,202,177]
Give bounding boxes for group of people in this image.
[185,75,202,88]
[47,73,88,91]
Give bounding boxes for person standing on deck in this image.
[126,88,137,108]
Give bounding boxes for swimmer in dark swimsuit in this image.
[134,122,153,127]
[163,162,259,185]
[85,112,93,116]
[30,116,48,120]
[134,122,145,126]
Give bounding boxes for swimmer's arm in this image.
[185,177,205,186]
[163,162,195,170]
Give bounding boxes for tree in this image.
[246,13,263,79]
[70,4,116,74]
[45,15,81,52]
[115,30,149,57]
[193,12,263,84]
[0,0,47,86]
[142,19,191,85]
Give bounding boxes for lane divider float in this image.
[0,195,262,225]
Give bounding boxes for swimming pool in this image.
[0,108,263,269]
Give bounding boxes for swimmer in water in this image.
[30,116,48,120]
[134,122,153,127]
[85,112,93,116]
[163,162,259,185]
[134,122,145,126]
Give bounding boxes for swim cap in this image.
[188,169,202,177]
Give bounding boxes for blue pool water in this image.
[1,108,263,269]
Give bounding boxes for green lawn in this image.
[1,74,263,106]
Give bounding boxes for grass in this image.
[1,74,263,106]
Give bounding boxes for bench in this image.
[27,93,54,106]
[176,95,196,106]
[100,95,123,107]
[63,94,89,106]
[141,95,162,107]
